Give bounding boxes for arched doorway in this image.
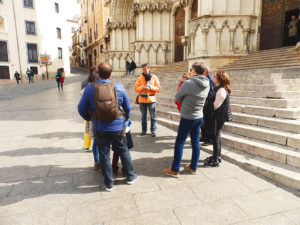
[175,6,185,62]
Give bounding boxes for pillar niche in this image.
[229,29,235,54]
[111,29,116,51]
[216,29,222,54]
[201,29,208,54]
[242,29,249,53]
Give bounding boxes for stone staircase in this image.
[117,51,300,190]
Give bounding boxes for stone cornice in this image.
[106,21,136,30]
[133,0,173,13]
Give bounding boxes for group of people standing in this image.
[126,60,137,76]
[78,61,232,191]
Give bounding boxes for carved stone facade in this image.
[108,0,263,71]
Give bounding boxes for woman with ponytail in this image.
[204,71,232,167]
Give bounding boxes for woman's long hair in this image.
[215,71,232,94]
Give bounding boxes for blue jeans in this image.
[139,103,157,132]
[171,117,203,172]
[131,69,135,76]
[92,138,99,163]
[96,130,137,189]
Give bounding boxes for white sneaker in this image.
[106,187,113,192]
[127,176,138,185]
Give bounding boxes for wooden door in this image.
[175,7,185,62]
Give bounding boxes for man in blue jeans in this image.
[163,62,209,177]
[78,62,137,191]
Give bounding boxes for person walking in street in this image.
[126,61,131,76]
[288,15,300,46]
[130,60,136,76]
[55,69,64,92]
[14,71,21,84]
[203,71,232,167]
[135,63,160,137]
[163,62,209,177]
[26,68,32,83]
[78,62,137,191]
[201,65,216,146]
[31,71,35,83]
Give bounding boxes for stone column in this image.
[242,29,249,54]
[197,0,201,17]
[201,29,208,54]
[235,0,240,14]
[154,48,158,64]
[190,33,196,56]
[229,29,235,54]
[184,6,192,60]
[136,49,141,65]
[216,29,222,54]
[209,0,214,14]
[251,0,256,14]
[111,29,116,51]
[139,13,144,41]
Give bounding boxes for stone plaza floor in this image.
[0,75,299,225]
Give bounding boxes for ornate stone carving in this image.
[106,20,136,30]
[133,0,173,13]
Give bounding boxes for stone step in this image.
[221,132,300,167]
[231,96,300,108]
[222,62,300,70]
[223,122,300,150]
[231,90,300,99]
[232,112,300,133]
[224,56,299,66]
[229,78,300,85]
[201,145,300,191]
[153,116,300,190]
[231,104,300,120]
[231,83,300,91]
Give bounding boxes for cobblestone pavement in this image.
[0,76,299,225]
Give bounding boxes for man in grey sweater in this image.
[164,62,209,177]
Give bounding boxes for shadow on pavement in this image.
[0,147,80,157]
[27,132,83,139]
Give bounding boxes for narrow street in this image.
[0,75,299,225]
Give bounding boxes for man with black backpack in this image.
[78,62,137,192]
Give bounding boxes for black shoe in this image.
[204,157,219,167]
[141,131,146,135]
[151,131,156,137]
[201,142,212,146]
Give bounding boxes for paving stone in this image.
[105,210,181,225]
[0,206,67,225]
[236,173,277,192]
[188,178,251,203]
[233,213,294,225]
[282,207,300,225]
[65,196,139,225]
[134,186,198,214]
[174,198,248,225]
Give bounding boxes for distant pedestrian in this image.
[130,60,136,76]
[288,15,300,46]
[26,68,32,83]
[31,71,35,82]
[204,71,232,167]
[135,63,160,137]
[55,69,64,92]
[163,62,209,177]
[14,71,21,84]
[126,61,131,76]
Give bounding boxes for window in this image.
[25,21,36,35]
[0,66,9,79]
[24,0,34,8]
[58,47,63,59]
[100,44,104,53]
[56,27,61,39]
[55,3,59,13]
[27,43,38,63]
[30,66,38,74]
[0,41,8,62]
[71,27,75,33]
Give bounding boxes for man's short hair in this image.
[192,62,206,75]
[142,63,148,68]
[98,62,112,79]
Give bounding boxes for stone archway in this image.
[175,6,185,62]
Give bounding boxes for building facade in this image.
[107,0,263,71]
[35,0,80,77]
[0,0,41,79]
[78,0,109,69]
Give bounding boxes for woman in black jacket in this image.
[204,71,232,167]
